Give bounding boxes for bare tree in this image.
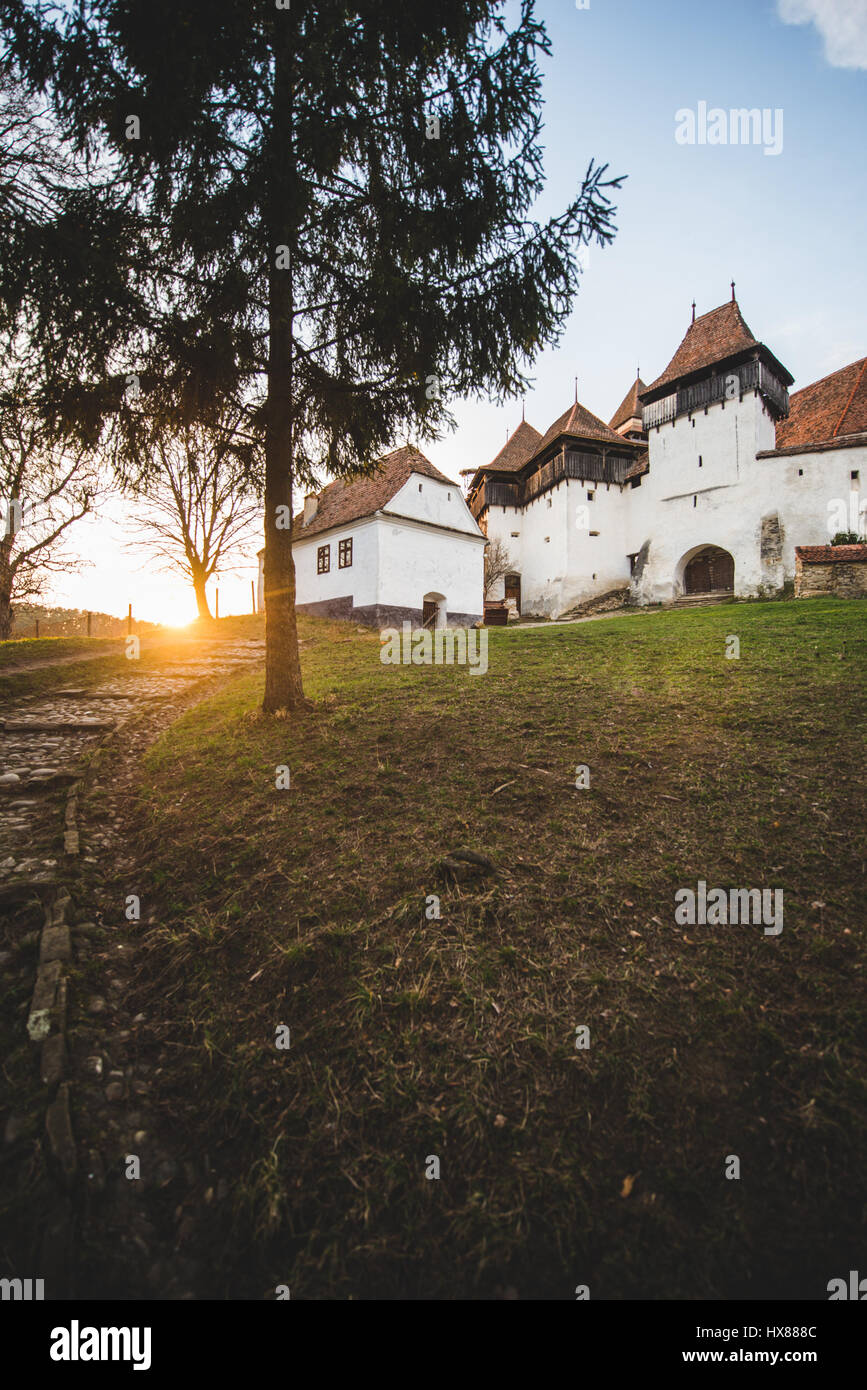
[126,413,261,620]
[0,82,114,640]
[484,536,514,600]
[0,362,102,640]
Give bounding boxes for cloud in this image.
[777,0,867,69]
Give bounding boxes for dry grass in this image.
[118,599,866,1298]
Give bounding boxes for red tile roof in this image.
[291,446,455,540]
[776,357,867,450]
[482,419,543,474]
[645,299,784,396]
[795,544,867,564]
[534,397,632,454]
[609,377,646,431]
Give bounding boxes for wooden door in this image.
[709,550,734,591]
[685,549,734,594]
[504,574,521,612]
[422,599,438,627]
[685,556,712,594]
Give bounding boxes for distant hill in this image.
[10,603,164,638]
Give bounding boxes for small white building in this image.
[468,295,866,615]
[257,445,485,628]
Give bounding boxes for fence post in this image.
[127,603,132,636]
[86,610,92,637]
[35,618,39,639]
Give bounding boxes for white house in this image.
[468,294,866,616]
[257,445,485,628]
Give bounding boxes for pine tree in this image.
[1,1,623,710]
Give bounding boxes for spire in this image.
[521,398,525,422]
[691,300,696,324]
[731,280,736,302]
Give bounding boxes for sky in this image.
[46,0,867,626]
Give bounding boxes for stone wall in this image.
[794,546,867,597]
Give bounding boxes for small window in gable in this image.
[587,490,595,501]
[418,483,423,492]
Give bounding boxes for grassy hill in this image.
[95,599,867,1298]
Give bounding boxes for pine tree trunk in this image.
[262,30,306,714]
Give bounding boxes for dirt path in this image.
[0,637,265,1297]
[0,644,127,676]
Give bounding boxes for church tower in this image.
[627,291,794,602]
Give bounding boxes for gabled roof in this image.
[643,299,793,398]
[776,357,867,450]
[625,450,649,479]
[483,419,543,474]
[291,445,454,541]
[534,398,632,454]
[610,377,647,431]
[796,544,867,564]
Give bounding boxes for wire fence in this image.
[9,607,161,640]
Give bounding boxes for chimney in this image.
[303,492,318,526]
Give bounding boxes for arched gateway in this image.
[422,592,447,628]
[682,546,735,596]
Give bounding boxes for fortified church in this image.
[468,292,867,616]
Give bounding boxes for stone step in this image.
[0,719,116,732]
[52,689,146,700]
[673,592,733,607]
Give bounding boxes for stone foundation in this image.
[295,595,355,621]
[295,597,482,628]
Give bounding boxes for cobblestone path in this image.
[1,637,265,1297]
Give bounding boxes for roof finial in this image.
[691,300,696,324]
[636,364,640,380]
[522,398,525,422]
[574,375,578,404]
[731,280,736,302]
